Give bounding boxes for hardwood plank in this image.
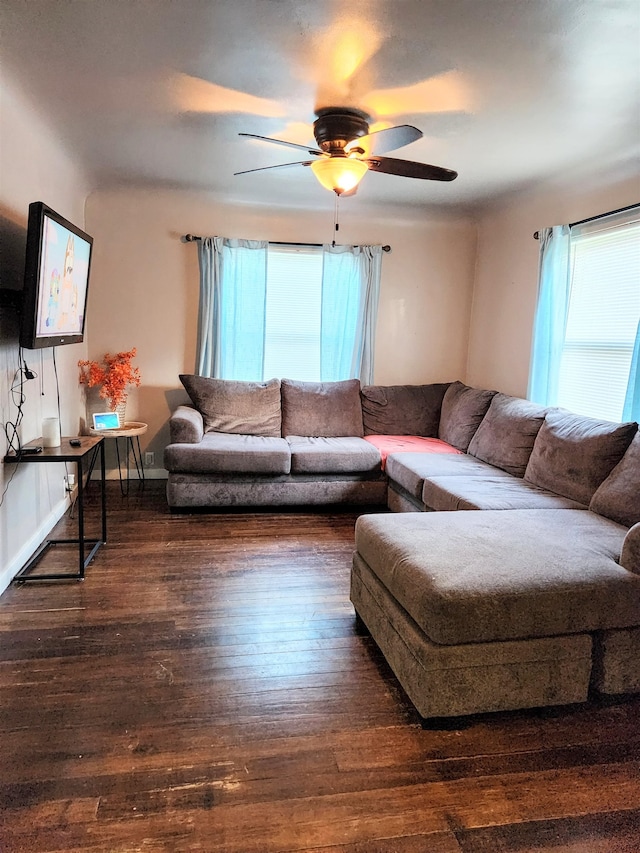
[309,834,463,853]
[0,482,638,853]
[457,809,640,852]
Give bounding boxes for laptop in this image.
[92,412,121,430]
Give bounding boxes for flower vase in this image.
[115,399,127,428]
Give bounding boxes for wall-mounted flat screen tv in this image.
[20,201,93,349]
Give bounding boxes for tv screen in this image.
[20,201,93,349]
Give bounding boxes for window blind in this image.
[263,245,323,380]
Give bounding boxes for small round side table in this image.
[88,421,148,495]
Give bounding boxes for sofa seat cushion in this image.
[386,451,512,500]
[354,509,637,645]
[180,375,282,437]
[287,436,382,474]
[438,381,497,452]
[164,432,291,475]
[361,383,449,436]
[422,475,587,512]
[363,435,460,470]
[467,393,547,477]
[524,410,637,505]
[281,379,364,437]
[590,432,640,528]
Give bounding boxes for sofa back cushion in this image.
[467,393,547,477]
[179,375,282,437]
[360,383,449,436]
[524,409,637,505]
[590,431,640,528]
[281,378,363,437]
[438,381,497,452]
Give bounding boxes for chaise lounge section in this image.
[352,411,640,718]
[352,510,640,717]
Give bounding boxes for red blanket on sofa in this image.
[363,435,461,470]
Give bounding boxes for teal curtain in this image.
[320,244,382,383]
[196,237,268,378]
[527,225,572,405]
[195,237,220,376]
[357,245,383,384]
[623,320,640,420]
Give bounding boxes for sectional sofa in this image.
[165,375,640,719]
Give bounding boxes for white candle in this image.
[42,417,61,448]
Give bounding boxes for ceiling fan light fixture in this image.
[310,156,368,195]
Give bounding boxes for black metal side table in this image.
[4,436,107,582]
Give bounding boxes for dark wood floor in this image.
[0,481,639,852]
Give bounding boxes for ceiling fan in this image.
[234,106,458,196]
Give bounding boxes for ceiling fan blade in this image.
[346,124,423,155]
[365,155,457,182]
[239,132,323,156]
[234,160,314,176]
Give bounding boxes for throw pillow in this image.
[467,393,547,477]
[524,409,637,505]
[590,430,640,528]
[179,375,281,437]
[281,378,363,437]
[438,381,497,452]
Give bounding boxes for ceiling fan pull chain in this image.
[332,193,340,247]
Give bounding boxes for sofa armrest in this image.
[170,405,204,444]
[620,523,640,575]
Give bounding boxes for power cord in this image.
[1,346,81,514]
[23,357,36,381]
[4,347,38,454]
[0,347,38,508]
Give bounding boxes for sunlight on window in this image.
[263,247,324,381]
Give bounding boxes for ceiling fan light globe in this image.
[310,157,368,194]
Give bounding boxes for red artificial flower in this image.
[78,348,141,409]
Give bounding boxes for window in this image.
[557,213,640,421]
[263,245,323,381]
[195,238,382,384]
[528,207,640,422]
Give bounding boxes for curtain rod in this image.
[183,234,391,252]
[532,202,639,240]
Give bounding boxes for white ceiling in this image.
[2,0,639,212]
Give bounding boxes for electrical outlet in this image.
[144,451,155,466]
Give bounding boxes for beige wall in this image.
[84,189,477,470]
[467,171,640,396]
[0,76,90,591]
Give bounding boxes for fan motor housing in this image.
[313,107,370,154]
